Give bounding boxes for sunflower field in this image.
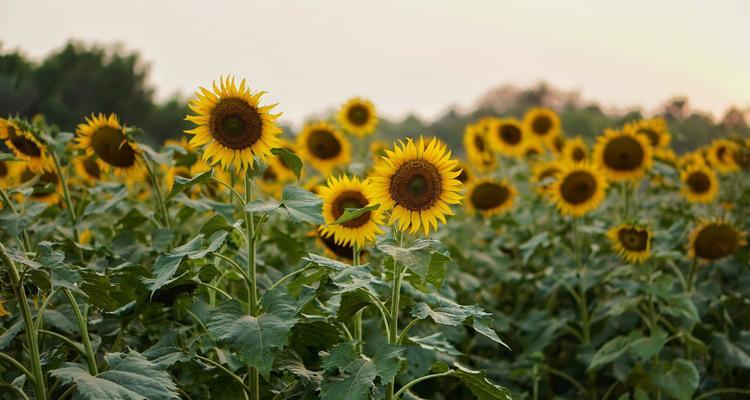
[0,75,749,400]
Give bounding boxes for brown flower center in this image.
[686,171,710,194]
[560,171,597,205]
[473,133,486,152]
[333,190,370,228]
[390,160,442,211]
[602,136,645,171]
[693,224,740,260]
[307,129,342,160]
[8,127,42,157]
[470,182,510,211]
[532,116,552,136]
[0,161,7,178]
[572,147,586,162]
[639,128,661,147]
[91,127,137,168]
[456,167,469,183]
[209,98,264,150]
[319,230,354,260]
[617,228,649,251]
[346,104,370,126]
[499,124,522,145]
[82,157,101,179]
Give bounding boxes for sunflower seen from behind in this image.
[368,137,462,235]
[318,175,384,248]
[337,97,378,137]
[297,121,351,174]
[185,76,281,171]
[549,162,607,216]
[75,113,142,177]
[608,223,652,264]
[593,127,652,181]
[680,164,718,204]
[523,107,561,145]
[688,219,747,261]
[488,118,526,157]
[465,178,516,217]
[1,118,52,172]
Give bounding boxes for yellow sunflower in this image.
[454,161,472,185]
[677,151,706,169]
[72,155,106,185]
[0,118,52,172]
[607,223,652,264]
[367,137,462,235]
[549,135,567,156]
[185,76,282,171]
[523,107,561,144]
[628,118,671,149]
[465,179,516,217]
[688,219,747,261]
[75,113,142,177]
[522,139,546,160]
[680,164,718,204]
[463,123,496,173]
[562,136,589,164]
[370,140,388,165]
[15,164,60,204]
[318,175,384,248]
[488,118,526,157]
[337,97,378,137]
[164,165,193,191]
[531,161,562,195]
[314,229,356,261]
[297,121,351,174]
[0,160,14,188]
[731,143,750,170]
[593,128,653,181]
[706,139,739,173]
[549,162,608,216]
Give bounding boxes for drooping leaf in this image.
[164,170,214,202]
[588,331,642,371]
[378,239,450,285]
[271,147,303,180]
[410,299,508,349]
[320,342,403,400]
[408,333,461,356]
[0,319,24,350]
[50,351,180,400]
[711,333,750,369]
[332,204,380,225]
[630,328,669,362]
[431,362,514,400]
[245,199,281,214]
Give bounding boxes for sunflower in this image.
[0,118,51,172]
[706,139,739,173]
[463,124,496,172]
[549,162,608,216]
[72,155,105,185]
[367,137,462,235]
[370,140,388,165]
[549,135,566,156]
[628,118,671,149]
[315,229,356,261]
[522,139,546,159]
[465,179,516,217]
[593,128,653,181]
[488,118,526,157]
[523,107,561,144]
[337,97,378,137]
[531,161,562,195]
[165,165,193,191]
[562,136,589,164]
[318,175,384,248]
[607,223,652,264]
[15,164,60,204]
[75,113,142,177]
[677,151,706,169]
[454,161,472,185]
[731,143,750,170]
[297,121,351,174]
[688,220,747,261]
[0,160,13,188]
[184,76,282,171]
[680,164,718,203]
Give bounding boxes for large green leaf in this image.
[652,359,699,400]
[411,299,508,349]
[207,287,315,380]
[408,332,461,356]
[431,362,514,400]
[711,333,750,369]
[588,331,641,371]
[280,185,324,224]
[320,342,403,400]
[271,147,303,180]
[164,170,214,202]
[50,352,180,400]
[377,239,450,286]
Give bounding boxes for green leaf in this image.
[332,204,380,225]
[630,328,669,362]
[280,186,324,224]
[320,343,403,400]
[303,253,350,271]
[207,287,315,380]
[378,239,451,285]
[431,362,514,400]
[0,319,24,350]
[271,147,303,180]
[245,199,281,214]
[164,170,214,202]
[337,289,374,321]
[35,242,82,291]
[49,351,180,400]
[411,300,508,349]
[0,152,18,161]
[0,202,46,237]
[711,333,750,369]
[652,359,699,400]
[408,333,461,356]
[588,331,641,371]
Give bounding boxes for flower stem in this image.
[386,256,405,400]
[142,153,171,229]
[63,289,98,375]
[0,243,47,400]
[352,244,363,354]
[50,152,83,260]
[686,257,699,292]
[243,171,260,400]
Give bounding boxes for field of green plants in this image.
[0,75,749,400]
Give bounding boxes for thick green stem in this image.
[386,258,405,400]
[142,153,170,229]
[243,171,260,400]
[572,218,595,400]
[50,152,82,257]
[352,245,363,354]
[0,244,47,400]
[63,289,98,375]
[393,370,453,400]
[686,257,699,292]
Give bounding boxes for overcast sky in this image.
[1,0,748,126]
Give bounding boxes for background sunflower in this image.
[549,162,607,216]
[680,164,718,203]
[75,113,142,177]
[593,127,653,181]
[1,118,52,172]
[688,220,747,261]
[296,121,351,174]
[465,178,516,217]
[318,175,383,247]
[607,223,651,264]
[523,107,561,145]
[337,97,378,137]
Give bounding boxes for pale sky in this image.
[1,0,749,126]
